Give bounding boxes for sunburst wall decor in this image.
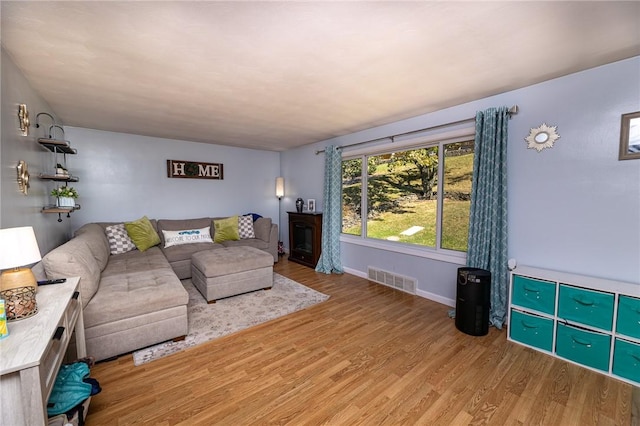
[525,123,560,152]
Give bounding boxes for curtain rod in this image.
[315,105,518,155]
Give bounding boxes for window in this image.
[341,138,474,253]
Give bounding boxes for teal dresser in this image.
[508,265,640,387]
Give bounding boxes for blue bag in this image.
[47,363,93,416]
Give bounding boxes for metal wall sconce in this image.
[17,160,30,195]
[18,104,30,136]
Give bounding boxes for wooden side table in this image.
[0,277,86,426]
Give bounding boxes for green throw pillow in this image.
[213,216,239,243]
[125,216,160,252]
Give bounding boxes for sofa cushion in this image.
[161,242,224,264]
[238,215,256,239]
[74,223,111,271]
[42,238,101,308]
[252,217,272,242]
[221,238,269,252]
[84,255,188,328]
[125,216,161,252]
[105,223,137,255]
[213,216,239,243]
[162,226,213,248]
[156,217,212,246]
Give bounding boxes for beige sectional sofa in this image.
[41,216,277,361]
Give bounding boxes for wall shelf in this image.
[39,174,79,182]
[37,138,77,154]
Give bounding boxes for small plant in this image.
[51,186,79,199]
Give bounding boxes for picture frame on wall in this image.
[307,199,316,212]
[619,111,640,160]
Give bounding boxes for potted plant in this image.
[55,163,69,177]
[51,186,79,208]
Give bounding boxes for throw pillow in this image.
[125,216,161,252]
[105,223,137,255]
[238,215,256,239]
[213,216,239,243]
[162,226,213,248]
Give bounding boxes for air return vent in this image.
[367,266,417,295]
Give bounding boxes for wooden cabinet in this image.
[288,212,322,268]
[508,266,640,387]
[0,277,86,425]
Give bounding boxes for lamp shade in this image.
[0,226,42,270]
[275,176,284,199]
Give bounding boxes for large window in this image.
[341,139,474,253]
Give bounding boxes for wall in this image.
[63,127,281,232]
[1,48,70,254]
[281,57,640,305]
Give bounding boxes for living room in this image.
[1,2,639,424]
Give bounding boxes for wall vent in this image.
[367,266,417,295]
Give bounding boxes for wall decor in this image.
[167,160,224,180]
[307,199,316,212]
[525,123,560,152]
[16,160,30,195]
[18,104,30,136]
[619,111,640,160]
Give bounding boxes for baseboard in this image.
[343,266,455,307]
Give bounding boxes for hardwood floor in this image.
[86,258,632,425]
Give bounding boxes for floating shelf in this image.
[38,138,77,154]
[39,174,79,182]
[42,204,81,214]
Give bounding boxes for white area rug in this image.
[133,273,329,366]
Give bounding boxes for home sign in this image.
[167,160,224,180]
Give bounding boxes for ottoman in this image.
[191,246,273,303]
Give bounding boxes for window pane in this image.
[342,158,362,235]
[366,148,438,246]
[441,140,474,251]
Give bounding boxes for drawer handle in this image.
[72,291,80,300]
[521,321,539,329]
[631,353,640,363]
[572,297,594,307]
[571,336,592,348]
[523,286,540,293]
[53,326,65,341]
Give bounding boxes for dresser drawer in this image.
[616,295,640,339]
[509,309,553,352]
[512,275,556,315]
[556,323,611,372]
[558,285,614,331]
[612,338,640,383]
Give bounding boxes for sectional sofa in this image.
[40,216,277,361]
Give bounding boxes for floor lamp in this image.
[275,177,285,256]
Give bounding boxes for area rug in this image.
[132,273,329,366]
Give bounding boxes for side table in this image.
[0,277,86,425]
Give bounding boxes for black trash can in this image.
[455,267,491,336]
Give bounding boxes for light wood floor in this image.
[86,258,632,425]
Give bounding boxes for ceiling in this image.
[2,2,639,152]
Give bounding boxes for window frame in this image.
[340,126,475,265]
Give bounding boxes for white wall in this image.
[1,49,71,254]
[281,57,640,305]
[63,127,281,231]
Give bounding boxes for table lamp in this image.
[0,226,42,320]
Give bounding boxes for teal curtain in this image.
[315,145,344,274]
[467,106,509,329]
